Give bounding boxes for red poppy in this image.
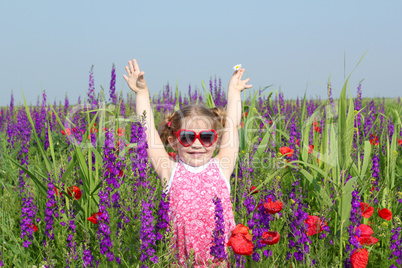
[279,147,294,158]
[117,128,125,137]
[90,127,98,133]
[67,186,82,200]
[296,139,300,146]
[103,127,108,131]
[242,112,248,118]
[312,118,319,127]
[28,223,38,232]
[360,203,374,219]
[260,231,280,245]
[93,123,97,127]
[168,152,177,160]
[308,145,314,154]
[378,208,392,221]
[351,248,369,268]
[314,126,321,133]
[227,224,253,255]
[369,134,379,146]
[230,224,251,237]
[240,122,244,129]
[87,212,102,224]
[399,139,402,146]
[72,127,77,132]
[118,169,124,177]
[355,224,374,237]
[117,140,122,147]
[357,235,378,246]
[370,186,375,192]
[305,215,325,236]
[268,120,273,125]
[61,128,72,136]
[263,198,283,214]
[250,186,259,194]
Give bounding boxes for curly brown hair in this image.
[158,104,227,148]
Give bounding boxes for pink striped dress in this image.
[165,156,236,267]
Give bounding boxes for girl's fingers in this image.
[243,78,250,84]
[133,59,140,73]
[123,74,128,82]
[125,66,131,75]
[129,60,135,74]
[238,69,245,79]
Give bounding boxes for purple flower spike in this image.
[210,196,227,260]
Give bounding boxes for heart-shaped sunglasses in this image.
[173,129,218,147]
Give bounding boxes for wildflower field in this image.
[0,64,401,268]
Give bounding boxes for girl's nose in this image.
[191,137,203,147]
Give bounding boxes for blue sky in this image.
[1,0,401,106]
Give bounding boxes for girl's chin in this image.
[186,156,209,166]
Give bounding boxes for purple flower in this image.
[140,200,158,264]
[44,178,56,241]
[155,193,170,241]
[109,63,117,104]
[210,196,227,260]
[286,183,311,264]
[83,232,94,267]
[344,188,362,268]
[87,65,97,108]
[389,226,402,266]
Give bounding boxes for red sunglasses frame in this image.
[173,129,218,147]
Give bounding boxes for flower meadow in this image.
[0,64,401,268]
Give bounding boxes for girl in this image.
[123,59,252,267]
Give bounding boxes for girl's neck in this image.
[178,157,212,173]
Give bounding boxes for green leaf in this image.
[360,141,372,176]
[21,90,52,175]
[341,176,358,227]
[1,153,47,196]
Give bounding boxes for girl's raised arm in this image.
[123,59,172,184]
[216,68,252,182]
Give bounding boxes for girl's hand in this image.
[123,59,148,94]
[228,68,252,93]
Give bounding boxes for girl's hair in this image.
[158,104,227,147]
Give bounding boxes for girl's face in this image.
[168,117,217,167]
